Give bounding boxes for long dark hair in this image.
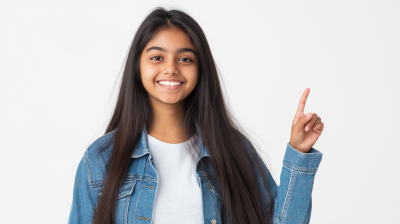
[93,7,274,224]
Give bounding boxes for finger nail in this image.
[306,112,312,119]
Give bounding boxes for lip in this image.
[156,81,184,90]
[156,79,184,82]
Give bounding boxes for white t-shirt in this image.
[147,134,203,224]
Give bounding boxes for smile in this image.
[157,81,183,86]
[157,81,184,90]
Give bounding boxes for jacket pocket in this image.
[92,178,137,199]
[92,178,137,224]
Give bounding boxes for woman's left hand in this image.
[290,88,324,153]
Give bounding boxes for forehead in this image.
[144,28,194,51]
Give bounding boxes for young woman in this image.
[68,7,324,224]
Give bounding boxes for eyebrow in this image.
[145,46,196,54]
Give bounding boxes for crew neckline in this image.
[147,134,194,146]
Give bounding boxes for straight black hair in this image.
[93,7,275,224]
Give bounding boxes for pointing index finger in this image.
[295,88,310,119]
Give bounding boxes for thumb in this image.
[293,112,313,132]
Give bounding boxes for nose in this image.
[162,57,179,75]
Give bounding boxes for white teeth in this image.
[158,81,182,86]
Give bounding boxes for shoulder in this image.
[82,129,117,185]
[85,129,116,160]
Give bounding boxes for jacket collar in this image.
[131,122,210,163]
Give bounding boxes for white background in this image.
[1,1,399,223]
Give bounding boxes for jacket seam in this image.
[123,187,131,224]
[283,161,318,173]
[209,182,221,200]
[211,188,222,200]
[88,130,116,152]
[134,181,143,224]
[83,129,113,189]
[84,151,95,188]
[92,175,156,188]
[281,169,297,222]
[134,158,149,224]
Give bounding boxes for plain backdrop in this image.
[1,1,399,223]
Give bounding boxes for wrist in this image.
[289,141,310,153]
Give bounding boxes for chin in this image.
[158,96,182,105]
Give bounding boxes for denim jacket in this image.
[68,125,323,224]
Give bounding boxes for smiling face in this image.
[140,28,198,106]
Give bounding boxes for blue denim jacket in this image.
[68,125,322,224]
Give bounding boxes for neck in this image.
[147,95,186,144]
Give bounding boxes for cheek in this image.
[187,70,198,90]
[140,65,158,88]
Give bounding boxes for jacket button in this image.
[211,219,217,224]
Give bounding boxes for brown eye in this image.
[179,58,192,63]
[150,56,163,61]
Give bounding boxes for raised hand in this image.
[290,88,324,153]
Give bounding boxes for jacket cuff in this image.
[283,142,323,173]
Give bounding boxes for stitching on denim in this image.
[280,170,292,218]
[125,174,153,180]
[92,175,157,188]
[206,178,218,219]
[143,184,154,189]
[118,179,136,199]
[134,180,143,224]
[209,182,221,200]
[134,158,149,224]
[84,151,95,188]
[137,174,157,182]
[89,130,116,149]
[211,188,221,200]
[283,161,318,173]
[123,197,130,224]
[133,152,151,159]
[123,180,133,224]
[198,174,217,179]
[148,156,159,224]
[137,216,149,221]
[281,170,297,222]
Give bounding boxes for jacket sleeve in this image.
[268,142,323,224]
[68,153,98,224]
